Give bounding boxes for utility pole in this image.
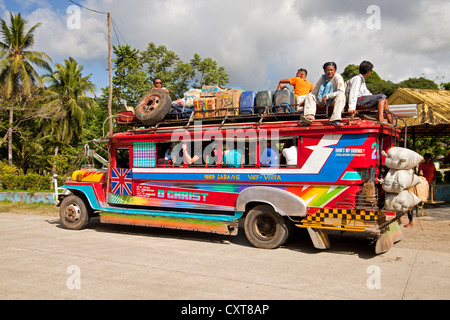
[8,108,12,166]
[107,12,113,136]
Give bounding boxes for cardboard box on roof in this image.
[201,85,225,97]
[216,90,242,116]
[194,98,216,118]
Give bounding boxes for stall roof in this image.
[388,88,450,136]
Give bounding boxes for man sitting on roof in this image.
[151,78,170,94]
[347,61,392,124]
[277,68,314,111]
[301,62,346,127]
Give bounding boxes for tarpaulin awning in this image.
[388,88,450,136]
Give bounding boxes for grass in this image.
[0,200,59,216]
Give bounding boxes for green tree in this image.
[0,12,51,165]
[114,43,230,102]
[40,57,98,173]
[367,80,399,97]
[440,82,450,90]
[397,77,439,90]
[190,53,229,87]
[113,44,151,105]
[140,43,195,100]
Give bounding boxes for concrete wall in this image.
[436,185,450,202]
[0,192,56,204]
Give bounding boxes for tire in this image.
[59,195,90,230]
[135,89,172,126]
[244,204,291,249]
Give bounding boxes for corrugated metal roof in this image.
[388,88,450,127]
[389,104,417,118]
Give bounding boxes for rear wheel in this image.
[244,204,291,249]
[59,195,90,230]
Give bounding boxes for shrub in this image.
[0,173,52,191]
[436,171,443,184]
[444,170,450,183]
[0,161,18,174]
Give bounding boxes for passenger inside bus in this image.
[203,140,220,166]
[223,142,245,167]
[159,139,300,169]
[181,142,202,165]
[157,142,174,166]
[260,140,279,167]
[281,139,297,166]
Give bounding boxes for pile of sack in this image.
[381,147,428,212]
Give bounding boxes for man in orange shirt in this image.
[277,68,314,111]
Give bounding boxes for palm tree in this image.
[0,12,51,165]
[40,57,98,173]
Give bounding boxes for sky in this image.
[1,0,450,98]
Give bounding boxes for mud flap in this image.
[307,227,331,250]
[375,221,404,254]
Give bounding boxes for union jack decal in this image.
[111,168,133,196]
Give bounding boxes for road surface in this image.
[0,211,449,303]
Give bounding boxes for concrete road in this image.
[0,212,449,301]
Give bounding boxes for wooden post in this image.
[107,12,113,136]
[8,108,13,166]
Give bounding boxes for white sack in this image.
[384,147,423,170]
[384,190,422,212]
[382,169,421,193]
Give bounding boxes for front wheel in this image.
[244,204,291,249]
[59,195,90,230]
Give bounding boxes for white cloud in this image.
[26,7,107,60]
[5,0,450,93]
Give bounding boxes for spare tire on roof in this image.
[135,89,172,126]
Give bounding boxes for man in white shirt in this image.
[302,62,347,127]
[281,139,297,166]
[347,61,392,123]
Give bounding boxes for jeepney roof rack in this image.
[114,104,401,134]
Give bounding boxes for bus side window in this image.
[281,139,298,167]
[259,140,279,167]
[157,142,172,166]
[116,148,130,168]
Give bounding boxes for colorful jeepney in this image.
[58,112,407,254]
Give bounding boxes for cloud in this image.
[4,0,450,94]
[26,7,107,61]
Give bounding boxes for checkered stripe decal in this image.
[305,209,378,223]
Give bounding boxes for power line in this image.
[68,0,107,15]
[67,0,115,134]
[68,0,127,46]
[111,17,126,44]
